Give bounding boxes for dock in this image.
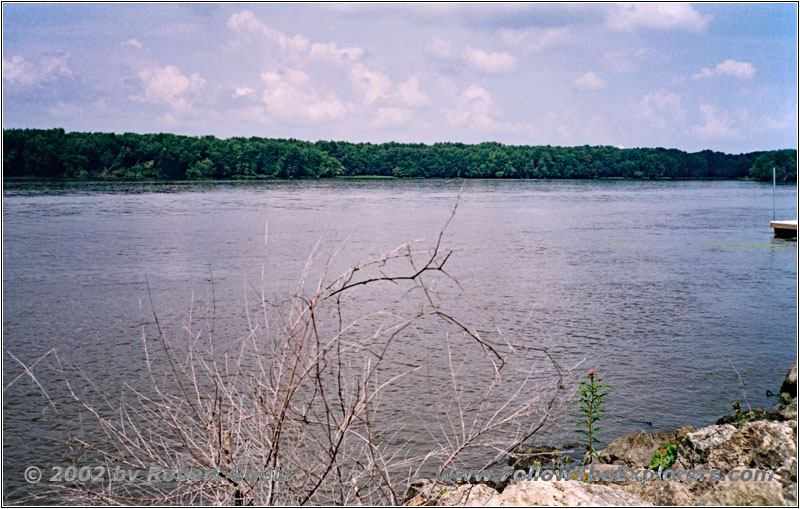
[771,220,797,239]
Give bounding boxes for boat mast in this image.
[773,166,776,220]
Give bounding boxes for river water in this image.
[3,178,796,501]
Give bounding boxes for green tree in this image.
[187,158,215,178]
[2,128,791,181]
[749,150,797,182]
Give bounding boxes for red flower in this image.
[587,370,595,376]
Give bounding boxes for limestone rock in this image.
[437,483,498,506]
[581,464,626,483]
[776,455,799,504]
[680,424,737,465]
[598,428,682,467]
[696,469,788,506]
[483,480,651,506]
[780,363,797,398]
[404,478,450,506]
[501,444,573,491]
[404,479,499,507]
[703,420,796,473]
[780,397,797,421]
[617,480,696,506]
[509,444,565,470]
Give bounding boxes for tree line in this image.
[3,128,796,181]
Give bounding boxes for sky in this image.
[2,2,797,153]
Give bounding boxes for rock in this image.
[597,428,683,467]
[680,421,796,475]
[507,444,573,475]
[776,455,799,504]
[404,478,450,506]
[780,363,797,398]
[488,444,574,492]
[696,468,788,506]
[617,420,798,506]
[437,483,498,506]
[405,478,653,507]
[483,480,651,506]
[780,398,797,421]
[617,480,696,506]
[410,367,800,507]
[508,444,565,470]
[681,424,737,465]
[404,479,499,506]
[575,463,628,483]
[716,403,773,425]
[702,420,796,473]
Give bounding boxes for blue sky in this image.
[2,2,797,153]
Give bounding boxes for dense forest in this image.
[3,128,796,181]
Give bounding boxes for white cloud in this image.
[434,76,460,98]
[464,48,517,73]
[574,72,605,91]
[432,41,519,73]
[636,90,685,128]
[715,59,756,79]
[47,101,82,118]
[372,107,412,127]
[447,84,495,128]
[159,23,198,36]
[395,76,429,106]
[544,110,614,145]
[305,97,347,122]
[693,59,756,80]
[606,3,712,32]
[758,102,796,132]
[227,10,309,51]
[227,9,429,123]
[3,53,72,85]
[136,65,205,113]
[260,69,345,122]
[499,29,527,47]
[446,84,530,135]
[602,48,649,73]
[230,105,269,124]
[692,104,740,139]
[2,56,38,85]
[41,54,72,78]
[232,86,254,98]
[430,38,452,58]
[692,67,714,80]
[309,42,363,62]
[529,27,571,53]
[121,38,142,49]
[443,84,537,137]
[545,111,572,139]
[350,64,391,104]
[500,27,571,53]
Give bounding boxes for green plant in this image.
[733,400,764,425]
[715,400,768,426]
[779,392,792,410]
[648,440,677,470]
[575,370,611,465]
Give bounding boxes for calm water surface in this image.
[3,179,797,500]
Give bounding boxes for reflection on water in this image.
[3,179,797,501]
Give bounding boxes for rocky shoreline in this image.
[405,363,798,506]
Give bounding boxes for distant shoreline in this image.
[1,176,791,183]
[4,128,796,182]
